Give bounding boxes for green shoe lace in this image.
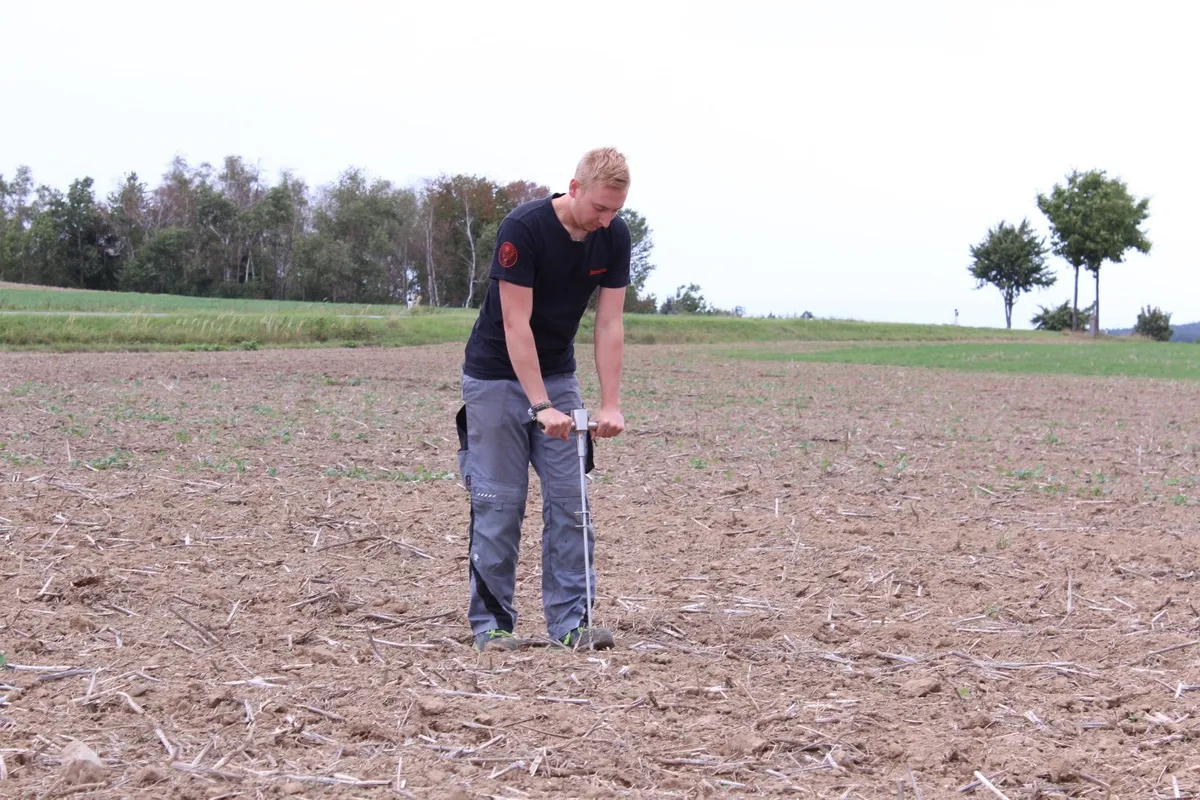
[559,626,614,649]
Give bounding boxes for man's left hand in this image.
[591,408,625,439]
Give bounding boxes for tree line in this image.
[0,156,663,311]
[968,168,1160,336]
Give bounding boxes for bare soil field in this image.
[2,343,1199,798]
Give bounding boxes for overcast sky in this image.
[2,1,1195,328]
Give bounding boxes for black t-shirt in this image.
[462,194,631,381]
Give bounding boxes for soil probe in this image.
[539,409,600,631]
[570,409,599,630]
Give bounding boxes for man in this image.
[456,147,631,652]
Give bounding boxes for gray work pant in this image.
[456,372,596,641]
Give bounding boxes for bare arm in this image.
[500,280,572,438]
[499,280,547,405]
[592,286,626,437]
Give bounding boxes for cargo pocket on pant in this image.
[469,479,528,577]
[455,404,470,490]
[543,480,589,555]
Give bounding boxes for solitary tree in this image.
[1133,305,1173,342]
[968,219,1055,329]
[1036,169,1151,335]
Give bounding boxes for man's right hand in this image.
[536,407,573,440]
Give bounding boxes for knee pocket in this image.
[471,534,518,577]
[541,481,590,535]
[469,491,525,577]
[468,479,528,563]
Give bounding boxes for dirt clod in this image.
[900,678,942,698]
[59,740,104,785]
[418,697,449,716]
[133,767,168,786]
[723,732,770,756]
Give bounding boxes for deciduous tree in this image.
[1037,169,1151,334]
[967,219,1055,329]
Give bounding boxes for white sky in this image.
[2,0,1196,328]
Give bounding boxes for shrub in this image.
[1031,300,1093,332]
[1133,305,1173,342]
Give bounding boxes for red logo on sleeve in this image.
[498,241,519,268]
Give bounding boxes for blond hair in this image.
[575,147,630,191]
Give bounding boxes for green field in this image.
[6,284,1185,384]
[593,314,1054,345]
[0,309,473,350]
[0,286,410,316]
[0,284,1062,351]
[738,340,1200,380]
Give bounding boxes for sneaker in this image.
[559,626,615,650]
[474,630,520,652]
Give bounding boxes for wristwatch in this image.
[528,401,553,421]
